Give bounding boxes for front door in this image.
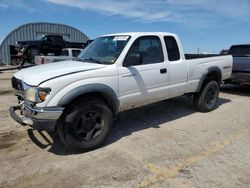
[118,36,170,110]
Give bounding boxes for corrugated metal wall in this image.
[0,22,89,65]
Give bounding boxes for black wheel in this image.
[27,47,40,64]
[27,47,40,56]
[194,81,219,112]
[57,99,113,152]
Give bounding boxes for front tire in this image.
[57,99,113,152]
[194,81,219,112]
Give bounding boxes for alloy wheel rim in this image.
[74,110,104,141]
[205,86,218,107]
[30,48,39,55]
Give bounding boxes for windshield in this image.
[78,35,130,64]
[36,35,45,41]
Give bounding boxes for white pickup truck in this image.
[9,32,232,151]
[34,48,82,64]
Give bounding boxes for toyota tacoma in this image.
[9,32,233,151]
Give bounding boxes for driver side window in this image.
[124,36,164,66]
[47,36,53,42]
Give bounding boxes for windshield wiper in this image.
[81,58,103,64]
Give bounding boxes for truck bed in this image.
[185,54,225,60]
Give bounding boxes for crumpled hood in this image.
[14,60,105,86]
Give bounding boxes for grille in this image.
[11,77,23,91]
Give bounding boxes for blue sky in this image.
[0,0,250,53]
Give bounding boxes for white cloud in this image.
[167,0,250,20]
[46,0,181,23]
[47,0,250,26]
[0,0,40,13]
[0,2,8,8]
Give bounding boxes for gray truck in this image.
[225,44,250,86]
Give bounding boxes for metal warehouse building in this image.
[0,22,89,65]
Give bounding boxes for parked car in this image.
[35,48,82,64]
[15,34,86,63]
[224,44,250,85]
[9,32,232,151]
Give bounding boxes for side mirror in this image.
[124,52,142,67]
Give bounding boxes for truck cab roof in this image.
[229,44,250,56]
[101,32,177,37]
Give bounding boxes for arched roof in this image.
[0,22,89,64]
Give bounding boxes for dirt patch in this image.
[238,176,250,185]
[0,71,250,188]
[0,131,25,149]
[0,90,13,95]
[0,77,12,81]
[0,112,9,119]
[179,168,193,179]
[2,168,60,188]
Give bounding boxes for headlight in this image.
[25,88,37,102]
[25,87,51,103]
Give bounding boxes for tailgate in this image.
[233,56,250,73]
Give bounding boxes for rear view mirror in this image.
[124,53,142,67]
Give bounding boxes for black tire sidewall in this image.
[60,100,113,152]
[194,81,219,112]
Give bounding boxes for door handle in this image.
[160,68,167,74]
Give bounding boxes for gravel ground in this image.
[0,70,250,188]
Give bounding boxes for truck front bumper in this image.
[9,103,64,131]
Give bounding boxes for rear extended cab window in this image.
[164,36,180,61]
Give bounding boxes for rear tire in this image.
[194,81,219,112]
[57,99,113,152]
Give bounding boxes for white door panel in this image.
[119,63,170,109]
[168,59,188,97]
[163,36,188,97]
